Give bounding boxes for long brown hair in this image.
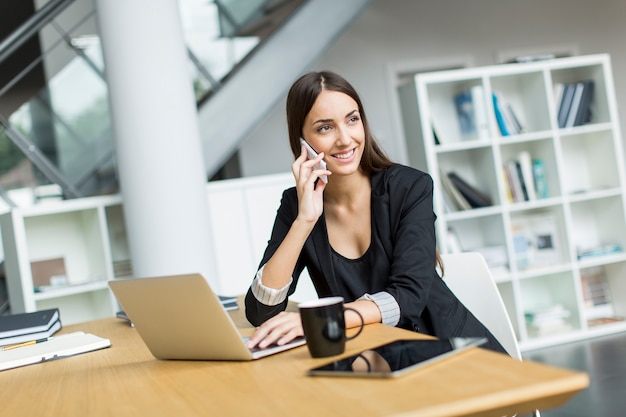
[285,71,394,174]
[285,70,443,272]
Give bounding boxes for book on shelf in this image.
[517,151,537,201]
[564,82,585,128]
[472,86,490,139]
[525,304,572,337]
[113,260,133,278]
[557,82,576,128]
[454,85,489,140]
[431,117,449,145]
[573,80,594,126]
[532,158,549,199]
[492,91,525,136]
[447,172,492,208]
[501,167,514,203]
[504,102,525,134]
[0,308,62,347]
[438,168,472,211]
[504,160,525,202]
[432,125,441,145]
[492,92,510,136]
[580,267,611,307]
[525,304,571,326]
[503,153,547,202]
[553,82,565,117]
[557,80,594,128]
[580,267,615,323]
[514,160,529,201]
[577,244,622,260]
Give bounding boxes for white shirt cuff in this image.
[250,264,292,306]
[358,291,400,326]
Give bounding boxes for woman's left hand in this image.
[246,311,304,349]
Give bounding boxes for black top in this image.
[330,245,373,299]
[245,165,506,354]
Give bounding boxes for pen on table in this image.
[1,337,51,351]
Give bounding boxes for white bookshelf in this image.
[0,194,125,325]
[400,54,626,351]
[0,172,318,325]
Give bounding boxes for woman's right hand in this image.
[291,144,330,223]
[246,311,304,349]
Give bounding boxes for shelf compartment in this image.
[578,262,626,330]
[437,146,500,210]
[446,214,508,275]
[105,204,133,277]
[509,207,570,271]
[24,209,108,288]
[550,63,611,126]
[519,271,582,340]
[560,129,622,194]
[490,70,551,134]
[35,286,114,325]
[569,195,626,260]
[422,77,490,144]
[499,137,559,202]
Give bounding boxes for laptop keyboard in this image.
[243,336,305,353]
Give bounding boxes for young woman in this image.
[244,71,506,354]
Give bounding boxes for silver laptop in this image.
[108,273,305,361]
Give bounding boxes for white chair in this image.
[440,252,540,417]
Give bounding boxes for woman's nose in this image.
[336,126,351,145]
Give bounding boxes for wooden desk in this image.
[0,312,588,417]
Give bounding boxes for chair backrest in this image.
[440,252,521,359]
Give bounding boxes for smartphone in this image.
[300,138,328,183]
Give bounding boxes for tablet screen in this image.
[307,337,486,378]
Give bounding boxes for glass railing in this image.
[0,0,305,210]
[0,0,110,208]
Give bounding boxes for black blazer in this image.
[245,165,506,354]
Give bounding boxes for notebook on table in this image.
[0,331,111,371]
[108,274,305,361]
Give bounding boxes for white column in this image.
[95,0,219,290]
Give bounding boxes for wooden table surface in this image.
[0,305,588,417]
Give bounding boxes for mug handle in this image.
[344,307,365,341]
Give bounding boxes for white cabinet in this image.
[205,173,317,302]
[0,195,126,325]
[401,54,626,350]
[0,172,317,325]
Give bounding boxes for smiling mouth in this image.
[332,148,356,159]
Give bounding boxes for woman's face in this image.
[301,90,365,178]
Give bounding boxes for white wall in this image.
[238,0,626,176]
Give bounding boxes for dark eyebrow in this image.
[312,118,333,125]
[312,109,359,126]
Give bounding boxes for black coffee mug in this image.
[299,296,364,358]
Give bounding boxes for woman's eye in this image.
[317,125,331,132]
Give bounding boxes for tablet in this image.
[307,337,487,378]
